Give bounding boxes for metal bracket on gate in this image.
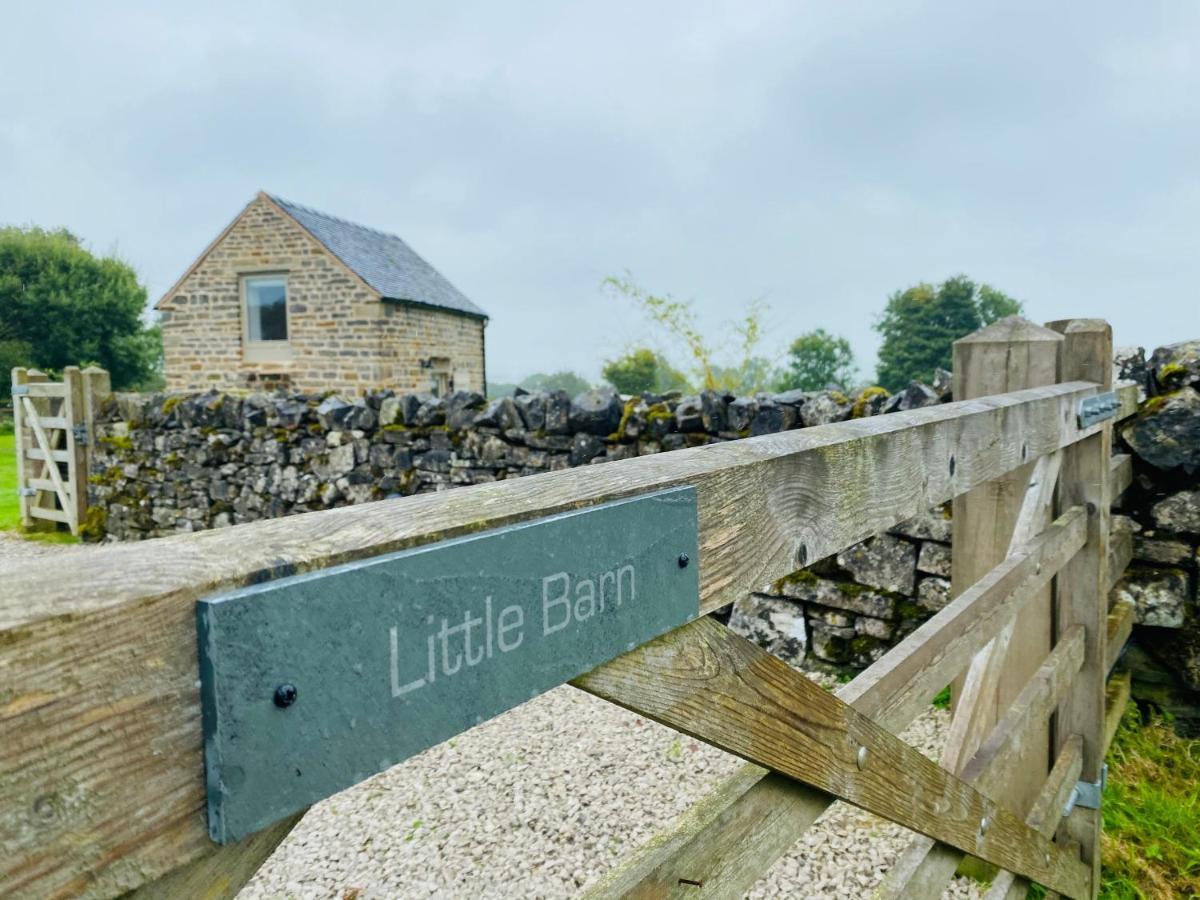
[1063,764,1107,815]
[73,423,89,446]
[18,487,37,497]
[1078,391,1120,429]
[11,385,29,396]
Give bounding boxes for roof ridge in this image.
[263,192,488,320]
[268,193,399,242]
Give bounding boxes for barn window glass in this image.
[244,275,288,342]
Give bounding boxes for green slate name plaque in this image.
[197,487,700,843]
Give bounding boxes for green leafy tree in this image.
[520,370,593,396]
[0,226,161,391]
[603,348,658,394]
[773,328,856,391]
[603,274,774,393]
[874,275,1023,391]
[602,348,691,395]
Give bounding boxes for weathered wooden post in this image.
[62,366,88,533]
[11,367,30,529]
[949,317,1063,811]
[1048,318,1112,898]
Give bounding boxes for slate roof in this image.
[268,194,487,320]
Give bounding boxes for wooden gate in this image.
[10,366,110,536]
[0,319,1140,899]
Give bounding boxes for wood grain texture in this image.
[574,617,1091,898]
[579,505,1085,899]
[942,452,1062,775]
[878,627,1085,900]
[1108,454,1132,507]
[1103,672,1131,758]
[950,318,1061,811]
[11,368,29,526]
[1107,527,1132,595]
[0,380,1107,899]
[62,368,86,534]
[1048,319,1113,899]
[580,763,828,900]
[123,813,303,900]
[1105,600,1135,674]
[984,736,1084,900]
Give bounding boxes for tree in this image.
[874,275,1024,391]
[603,274,774,393]
[602,348,690,395]
[603,348,658,394]
[0,226,162,391]
[520,370,593,396]
[774,328,856,391]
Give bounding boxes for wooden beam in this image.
[19,381,68,398]
[581,505,1085,899]
[1103,671,1131,758]
[984,736,1085,900]
[1107,526,1132,595]
[125,812,303,900]
[24,446,71,464]
[1105,599,1135,674]
[0,380,1107,899]
[1049,318,1113,899]
[26,506,73,524]
[950,317,1061,812]
[877,627,1086,899]
[942,451,1062,775]
[1114,382,1139,423]
[63,367,86,534]
[11,367,29,528]
[576,618,1090,898]
[1108,454,1132,506]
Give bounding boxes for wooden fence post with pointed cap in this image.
[1048,318,1112,899]
[950,316,1063,813]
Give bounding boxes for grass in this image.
[0,429,19,531]
[0,427,77,543]
[1099,701,1200,898]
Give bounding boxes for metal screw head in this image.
[677,554,690,569]
[273,683,298,709]
[856,746,869,770]
[979,816,990,835]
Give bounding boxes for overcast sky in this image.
[2,2,1198,385]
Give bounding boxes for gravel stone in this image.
[237,679,979,899]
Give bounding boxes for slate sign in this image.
[197,487,700,843]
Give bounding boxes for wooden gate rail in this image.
[0,361,1136,898]
[583,503,1087,898]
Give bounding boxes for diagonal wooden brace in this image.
[574,616,1092,899]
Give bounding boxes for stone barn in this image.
[157,192,488,395]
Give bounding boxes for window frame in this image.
[240,272,292,362]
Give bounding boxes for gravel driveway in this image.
[240,683,983,899]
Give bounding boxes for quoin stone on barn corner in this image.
[157,192,488,395]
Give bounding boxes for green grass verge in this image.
[0,431,19,530]
[1099,701,1200,898]
[0,430,77,542]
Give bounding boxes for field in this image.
[0,430,18,531]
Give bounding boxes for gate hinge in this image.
[1078,391,1120,429]
[11,385,29,396]
[1063,764,1107,815]
[73,423,88,446]
[18,487,37,497]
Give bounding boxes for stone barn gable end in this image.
[157,191,488,395]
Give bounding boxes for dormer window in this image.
[242,274,290,361]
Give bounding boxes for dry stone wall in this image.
[86,340,1200,699]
